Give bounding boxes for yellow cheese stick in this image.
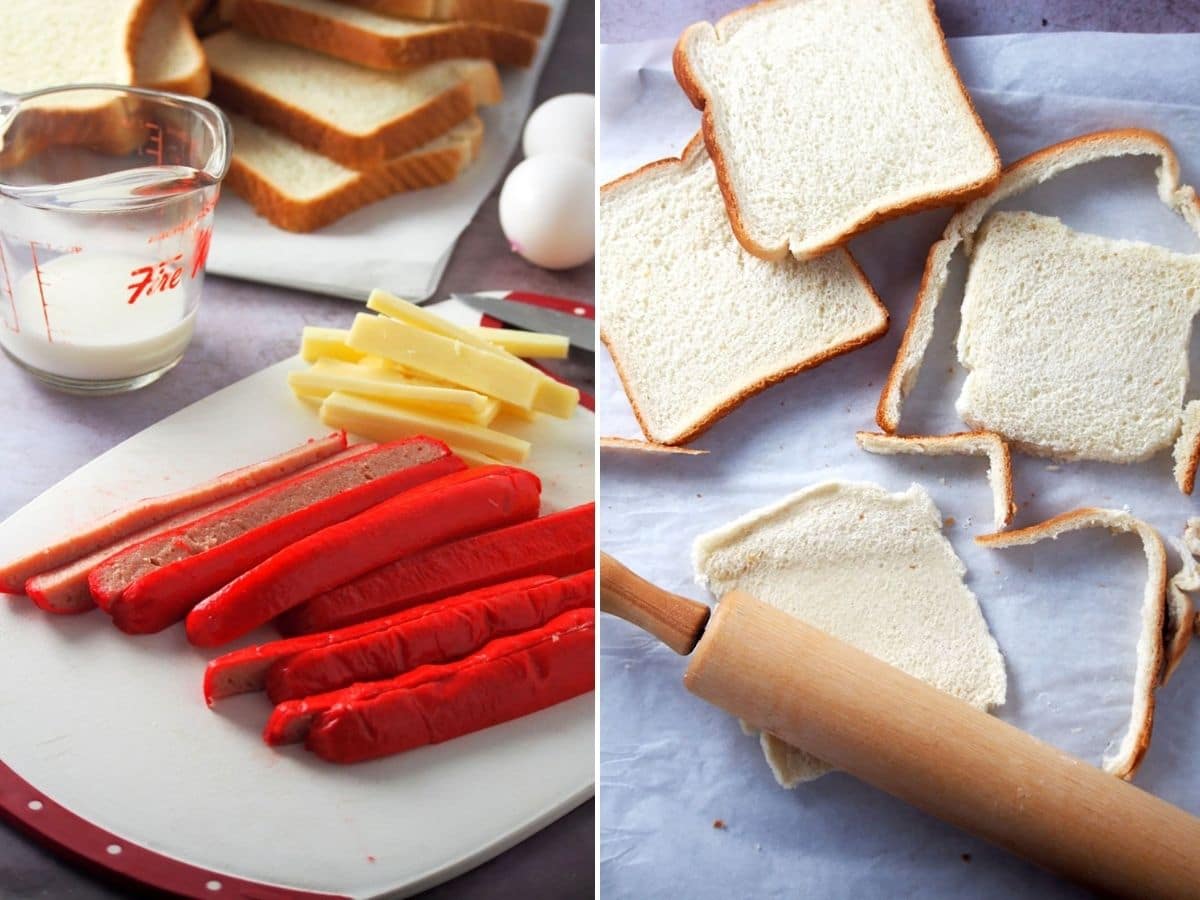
[535,378,580,419]
[467,327,569,359]
[300,327,365,364]
[449,446,506,467]
[499,402,538,423]
[319,391,531,463]
[348,313,543,409]
[288,368,500,426]
[368,289,501,354]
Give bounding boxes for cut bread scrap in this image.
[878,128,1200,436]
[1172,401,1200,494]
[1164,530,1198,683]
[1185,520,1200,640]
[673,0,998,261]
[600,437,708,456]
[599,135,888,445]
[977,508,1167,779]
[136,0,210,96]
[953,212,1200,463]
[694,481,1006,787]
[226,113,483,232]
[204,30,501,169]
[224,0,538,69]
[334,0,550,35]
[855,431,1015,529]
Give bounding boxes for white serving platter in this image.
[0,356,594,899]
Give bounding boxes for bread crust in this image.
[978,507,1168,780]
[338,0,550,35]
[137,1,211,97]
[672,0,1001,262]
[1163,531,1196,684]
[226,117,482,232]
[229,0,538,69]
[855,430,1016,529]
[600,134,889,446]
[599,437,708,456]
[209,60,497,169]
[878,127,1200,437]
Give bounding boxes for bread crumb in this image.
[712,819,726,830]
[1045,465,1061,472]
[944,516,957,527]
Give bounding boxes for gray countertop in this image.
[0,0,593,897]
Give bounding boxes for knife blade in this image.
[452,293,595,352]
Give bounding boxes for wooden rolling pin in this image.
[600,552,1200,899]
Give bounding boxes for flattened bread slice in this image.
[599,137,888,445]
[205,30,501,169]
[226,114,483,232]
[855,430,1015,529]
[224,0,537,69]
[955,211,1200,462]
[878,128,1200,436]
[978,509,1167,779]
[674,0,999,261]
[694,481,1006,787]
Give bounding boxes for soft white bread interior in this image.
[977,508,1167,779]
[855,430,1015,529]
[136,0,210,96]
[673,0,999,261]
[693,481,1007,787]
[955,211,1200,463]
[599,136,889,445]
[878,128,1200,436]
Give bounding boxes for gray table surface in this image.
[0,0,593,897]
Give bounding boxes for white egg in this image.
[522,93,595,163]
[499,155,594,270]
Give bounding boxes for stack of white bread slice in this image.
[206,0,550,230]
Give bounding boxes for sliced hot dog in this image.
[0,432,347,600]
[266,569,595,702]
[277,502,595,635]
[202,575,556,704]
[302,607,595,763]
[186,466,542,648]
[101,438,463,634]
[25,443,369,615]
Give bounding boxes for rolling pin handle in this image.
[599,552,710,655]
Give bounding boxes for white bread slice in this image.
[1165,529,1198,683]
[673,0,999,261]
[599,437,708,456]
[694,481,1007,787]
[0,0,156,98]
[599,136,889,445]
[855,430,1015,529]
[955,211,1200,463]
[332,0,550,35]
[977,509,1167,779]
[226,113,483,232]
[204,30,501,169]
[878,129,1200,436]
[1172,401,1200,494]
[136,0,210,97]
[223,0,537,69]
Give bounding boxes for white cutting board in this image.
[0,357,594,899]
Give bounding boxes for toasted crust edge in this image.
[599,134,889,446]
[855,430,1016,529]
[599,437,708,456]
[876,127,1200,435]
[672,0,1001,262]
[339,0,551,35]
[230,0,538,69]
[977,507,1167,780]
[226,117,483,232]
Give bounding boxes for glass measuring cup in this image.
[0,84,231,394]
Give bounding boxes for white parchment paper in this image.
[599,32,1200,898]
[205,0,568,301]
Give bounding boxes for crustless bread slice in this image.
[694,481,1007,787]
[673,0,999,261]
[599,136,888,445]
[224,0,537,69]
[204,30,501,169]
[226,113,483,232]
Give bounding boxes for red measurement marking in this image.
[29,242,51,343]
[0,242,17,334]
[127,254,184,305]
[190,227,212,278]
[141,122,165,166]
